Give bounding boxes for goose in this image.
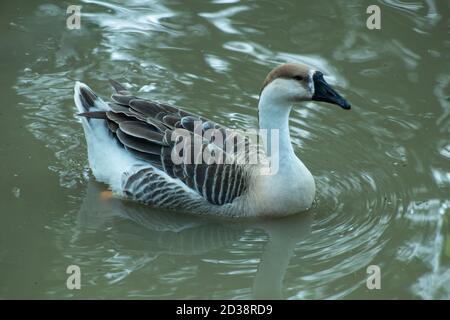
[74,63,350,217]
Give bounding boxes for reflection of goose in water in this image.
[75,181,312,298]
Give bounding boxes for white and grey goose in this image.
[74,63,350,217]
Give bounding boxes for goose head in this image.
[259,63,351,110]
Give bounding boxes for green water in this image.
[1,0,449,299]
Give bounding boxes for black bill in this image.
[312,71,351,110]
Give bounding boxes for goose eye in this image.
[293,75,304,81]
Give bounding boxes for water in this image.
[1,0,449,299]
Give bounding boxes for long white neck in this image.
[258,91,295,162]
